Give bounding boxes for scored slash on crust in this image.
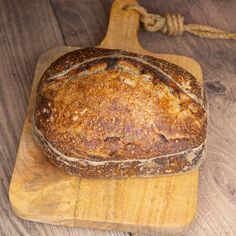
[45,54,206,109]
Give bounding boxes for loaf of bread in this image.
[32,48,207,178]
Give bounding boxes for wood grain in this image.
[9,0,203,234]
[51,0,113,47]
[1,0,236,235]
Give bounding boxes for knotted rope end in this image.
[124,3,236,39]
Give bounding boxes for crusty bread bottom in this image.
[32,119,205,178]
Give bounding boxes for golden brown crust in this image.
[33,47,207,178]
[32,124,205,178]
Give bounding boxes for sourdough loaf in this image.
[32,48,207,178]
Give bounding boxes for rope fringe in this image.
[125,3,236,39]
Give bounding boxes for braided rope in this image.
[125,3,236,39]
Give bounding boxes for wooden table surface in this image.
[1,0,236,235]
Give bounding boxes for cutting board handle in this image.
[100,0,142,51]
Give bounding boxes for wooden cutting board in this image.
[9,0,203,234]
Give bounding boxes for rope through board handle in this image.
[124,3,236,39]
